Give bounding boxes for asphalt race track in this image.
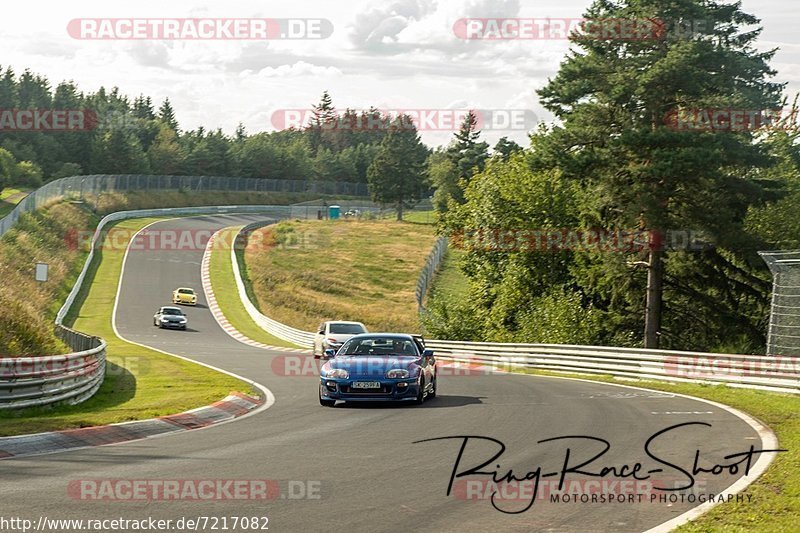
[0,215,767,533]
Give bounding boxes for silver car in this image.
[153,306,188,330]
[313,320,368,357]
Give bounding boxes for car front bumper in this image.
[319,377,419,401]
[160,321,187,329]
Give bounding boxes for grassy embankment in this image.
[207,226,300,348]
[0,215,253,436]
[238,218,438,333]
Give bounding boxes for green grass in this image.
[512,368,799,532]
[428,247,469,302]
[242,219,438,333]
[402,210,436,224]
[0,218,256,437]
[209,226,301,349]
[0,187,31,217]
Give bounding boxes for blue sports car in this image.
[318,333,437,406]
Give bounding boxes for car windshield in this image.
[162,309,184,316]
[339,337,418,356]
[178,289,194,294]
[329,323,366,334]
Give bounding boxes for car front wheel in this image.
[413,376,425,405]
[319,392,335,407]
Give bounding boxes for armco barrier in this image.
[229,222,317,349]
[0,328,106,410]
[424,340,800,394]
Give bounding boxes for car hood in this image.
[325,356,421,377]
[324,333,360,343]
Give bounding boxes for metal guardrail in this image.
[425,340,800,394]
[416,236,448,312]
[0,174,371,238]
[0,328,106,410]
[229,222,317,349]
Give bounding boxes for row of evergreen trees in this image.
[0,71,430,194]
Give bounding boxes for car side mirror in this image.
[318,331,325,335]
[423,349,434,357]
[323,349,336,359]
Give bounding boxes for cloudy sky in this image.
[3,0,798,148]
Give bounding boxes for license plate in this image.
[352,381,381,389]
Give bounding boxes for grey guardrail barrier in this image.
[0,327,106,410]
[424,340,800,394]
[228,222,319,349]
[0,204,319,410]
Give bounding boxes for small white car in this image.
[153,306,188,330]
[313,320,368,357]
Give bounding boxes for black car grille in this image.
[340,384,393,394]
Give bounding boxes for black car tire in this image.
[413,376,425,405]
[319,394,335,407]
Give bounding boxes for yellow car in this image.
[172,287,197,306]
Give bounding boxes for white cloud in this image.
[0,0,795,147]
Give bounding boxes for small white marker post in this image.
[35,262,48,282]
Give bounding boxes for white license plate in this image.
[352,381,381,389]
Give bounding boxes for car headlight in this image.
[178,317,187,323]
[324,368,349,379]
[160,317,169,322]
[386,369,409,379]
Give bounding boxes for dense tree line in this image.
[0,72,405,195]
[426,0,799,354]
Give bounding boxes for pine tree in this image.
[367,116,429,220]
[432,111,489,212]
[536,0,784,348]
[158,98,179,132]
